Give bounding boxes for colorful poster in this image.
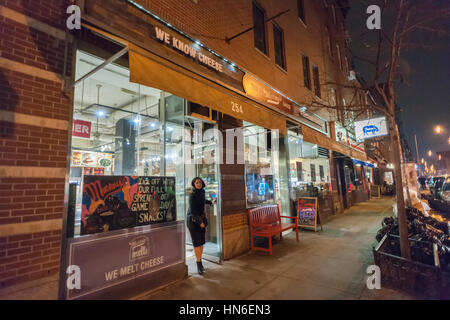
[297,197,319,229]
[81,176,176,235]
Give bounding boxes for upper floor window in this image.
[312,65,321,98]
[332,4,337,25]
[336,43,342,70]
[302,54,311,90]
[273,23,286,70]
[253,2,267,55]
[297,0,306,24]
[326,27,333,57]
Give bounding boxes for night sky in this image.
[346,1,450,165]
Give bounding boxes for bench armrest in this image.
[280,215,298,222]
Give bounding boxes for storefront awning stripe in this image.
[128,44,286,134]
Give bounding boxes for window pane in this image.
[313,65,321,98]
[302,55,311,90]
[297,0,305,23]
[273,24,285,69]
[253,3,267,54]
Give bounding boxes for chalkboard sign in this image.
[81,176,176,235]
[296,197,322,232]
[370,185,381,198]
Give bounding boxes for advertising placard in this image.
[65,221,185,300]
[81,176,176,235]
[296,197,322,232]
[72,119,92,139]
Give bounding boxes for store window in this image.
[253,2,267,55]
[287,129,331,200]
[70,50,188,236]
[244,122,279,208]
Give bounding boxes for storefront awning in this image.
[128,44,286,134]
[352,159,375,168]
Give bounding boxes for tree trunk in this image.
[390,117,412,260]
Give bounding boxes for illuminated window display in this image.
[243,122,279,208]
[286,129,331,200]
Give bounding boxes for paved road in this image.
[141,196,415,300]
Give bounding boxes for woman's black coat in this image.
[187,188,211,226]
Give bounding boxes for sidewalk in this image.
[138,196,415,300]
[0,196,415,300]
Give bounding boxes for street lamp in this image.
[428,150,432,157]
[435,126,443,134]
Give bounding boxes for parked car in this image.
[429,177,450,212]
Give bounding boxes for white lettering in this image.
[155,27,166,41]
[66,5,81,30]
[66,265,81,289]
[366,5,381,30]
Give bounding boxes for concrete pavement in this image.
[139,196,416,300]
[0,196,416,300]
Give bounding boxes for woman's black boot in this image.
[196,261,204,275]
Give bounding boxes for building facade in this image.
[0,0,376,298]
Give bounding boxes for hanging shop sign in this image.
[81,176,176,235]
[72,119,91,139]
[243,74,294,114]
[64,221,184,300]
[81,0,245,91]
[296,197,322,232]
[355,117,388,141]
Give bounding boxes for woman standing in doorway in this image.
[187,177,217,275]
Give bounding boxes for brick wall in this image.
[0,0,71,288]
[0,230,61,287]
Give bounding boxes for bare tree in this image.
[306,0,450,259]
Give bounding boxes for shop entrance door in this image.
[185,118,222,263]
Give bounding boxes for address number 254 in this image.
[231,101,244,114]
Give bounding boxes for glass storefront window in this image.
[286,129,331,200]
[243,121,277,208]
[69,48,222,259]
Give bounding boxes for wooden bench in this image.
[248,204,299,255]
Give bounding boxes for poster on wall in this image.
[296,197,322,232]
[81,176,176,235]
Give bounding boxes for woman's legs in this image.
[194,245,202,262]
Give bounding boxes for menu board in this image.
[296,197,322,232]
[81,176,176,235]
[72,151,113,168]
[370,185,381,198]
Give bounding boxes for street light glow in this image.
[428,150,432,157]
[435,126,442,134]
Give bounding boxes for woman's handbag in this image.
[190,214,208,228]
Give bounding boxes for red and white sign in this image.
[72,120,91,139]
